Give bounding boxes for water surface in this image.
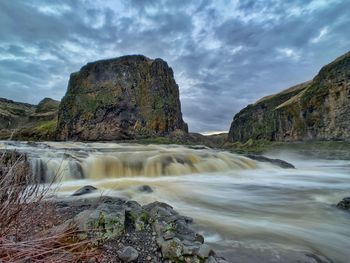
[1,141,349,262]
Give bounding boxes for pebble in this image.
[163,232,175,240]
[118,246,139,262]
[146,256,152,261]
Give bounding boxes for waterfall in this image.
[2,141,257,182]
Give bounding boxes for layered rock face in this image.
[0,97,59,140]
[57,55,188,141]
[229,51,350,142]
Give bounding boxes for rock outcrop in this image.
[52,197,223,262]
[56,55,188,141]
[228,51,350,142]
[0,97,59,140]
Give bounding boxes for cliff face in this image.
[0,98,59,140]
[229,51,350,142]
[56,55,188,141]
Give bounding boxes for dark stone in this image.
[118,246,139,262]
[138,185,153,193]
[245,154,295,169]
[72,185,98,196]
[336,197,350,210]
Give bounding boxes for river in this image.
[1,141,349,262]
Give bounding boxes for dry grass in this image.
[0,151,99,262]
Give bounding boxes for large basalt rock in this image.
[228,51,350,142]
[56,55,188,141]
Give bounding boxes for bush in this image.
[0,151,97,262]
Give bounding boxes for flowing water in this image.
[1,141,349,262]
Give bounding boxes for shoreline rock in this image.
[72,185,98,196]
[51,196,223,262]
[336,197,350,211]
[245,154,295,169]
[48,196,334,263]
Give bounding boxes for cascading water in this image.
[1,141,349,263]
[5,142,257,182]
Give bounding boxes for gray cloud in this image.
[0,0,349,133]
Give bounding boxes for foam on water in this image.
[1,141,350,262]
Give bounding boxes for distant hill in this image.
[0,97,59,140]
[228,51,350,142]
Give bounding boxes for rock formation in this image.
[0,97,59,140]
[56,55,188,141]
[228,51,350,142]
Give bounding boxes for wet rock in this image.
[72,201,126,241]
[50,197,223,262]
[336,197,350,210]
[138,185,153,193]
[206,256,218,263]
[161,237,183,260]
[72,185,98,196]
[118,246,139,262]
[245,154,295,169]
[144,201,215,262]
[163,231,175,240]
[125,200,149,231]
[198,244,214,259]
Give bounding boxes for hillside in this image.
[0,98,59,140]
[228,51,350,142]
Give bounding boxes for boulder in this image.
[117,246,139,262]
[71,200,126,241]
[72,185,98,196]
[137,185,153,193]
[245,154,295,169]
[336,197,350,210]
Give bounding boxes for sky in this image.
[0,0,349,133]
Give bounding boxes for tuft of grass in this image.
[138,136,173,145]
[34,119,57,134]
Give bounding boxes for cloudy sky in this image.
[0,0,349,133]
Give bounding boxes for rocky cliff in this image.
[0,97,59,140]
[228,51,350,142]
[56,55,188,141]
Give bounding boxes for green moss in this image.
[138,137,173,144]
[34,119,57,133]
[224,139,279,154]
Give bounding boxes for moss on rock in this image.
[56,55,188,141]
[228,51,350,142]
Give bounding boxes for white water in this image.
[1,141,350,262]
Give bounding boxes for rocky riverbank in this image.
[0,149,345,263]
[38,192,336,263]
[45,196,225,263]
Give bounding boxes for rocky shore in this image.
[49,196,225,263]
[0,150,343,263]
[41,191,336,263]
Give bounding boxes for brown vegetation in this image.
[0,151,97,262]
